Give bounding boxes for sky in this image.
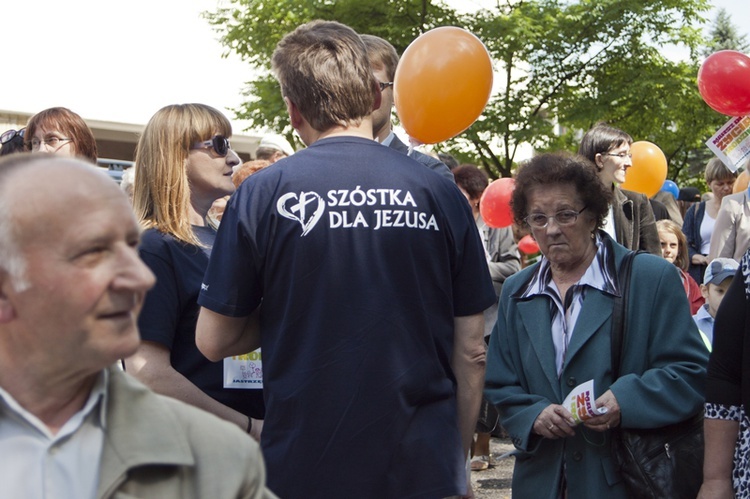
[1,0,748,135]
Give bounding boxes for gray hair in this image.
[0,154,38,290]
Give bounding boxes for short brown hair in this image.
[26,107,97,163]
[453,164,489,201]
[272,20,377,132]
[233,160,271,188]
[578,122,633,165]
[512,152,612,229]
[361,34,399,81]
[704,157,737,184]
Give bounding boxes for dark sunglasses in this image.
[1,128,25,145]
[192,135,231,157]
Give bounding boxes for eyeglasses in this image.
[192,135,231,157]
[603,152,632,159]
[1,128,25,145]
[29,135,73,150]
[525,206,587,229]
[378,81,394,91]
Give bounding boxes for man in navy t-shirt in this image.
[196,20,496,499]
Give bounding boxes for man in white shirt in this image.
[0,154,276,499]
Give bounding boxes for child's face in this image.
[658,230,679,264]
[700,278,733,317]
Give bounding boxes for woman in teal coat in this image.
[485,152,708,498]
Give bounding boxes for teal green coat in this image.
[485,238,708,498]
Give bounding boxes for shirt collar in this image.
[519,232,618,299]
[379,131,396,147]
[694,304,713,322]
[0,369,109,433]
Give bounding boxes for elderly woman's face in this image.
[594,142,631,187]
[526,184,596,268]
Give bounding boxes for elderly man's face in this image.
[5,166,155,372]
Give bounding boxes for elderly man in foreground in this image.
[0,154,276,499]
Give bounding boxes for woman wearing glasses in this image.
[484,152,707,498]
[124,104,265,439]
[25,107,98,163]
[578,122,661,255]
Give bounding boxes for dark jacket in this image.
[613,187,661,255]
[389,134,454,181]
[682,201,707,284]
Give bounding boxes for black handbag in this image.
[476,396,500,434]
[610,251,705,499]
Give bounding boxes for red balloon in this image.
[517,234,540,255]
[697,50,750,116]
[480,178,515,228]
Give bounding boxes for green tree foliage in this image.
[207,0,728,181]
[204,0,459,148]
[703,7,749,56]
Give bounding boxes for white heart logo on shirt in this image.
[276,191,325,236]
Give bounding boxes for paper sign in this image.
[562,379,607,424]
[223,348,263,389]
[706,115,750,173]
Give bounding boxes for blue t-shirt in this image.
[138,226,265,419]
[199,136,495,498]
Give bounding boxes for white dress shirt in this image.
[0,370,108,499]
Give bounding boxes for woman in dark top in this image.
[124,103,265,439]
[682,157,737,284]
[700,249,750,498]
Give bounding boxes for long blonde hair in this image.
[133,104,232,246]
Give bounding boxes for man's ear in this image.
[285,97,304,130]
[0,274,17,324]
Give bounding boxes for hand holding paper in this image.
[562,379,609,425]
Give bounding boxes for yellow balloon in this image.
[620,141,668,197]
[394,27,493,144]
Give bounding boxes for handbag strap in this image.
[611,251,639,380]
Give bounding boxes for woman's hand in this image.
[533,404,576,439]
[692,254,709,266]
[583,389,621,432]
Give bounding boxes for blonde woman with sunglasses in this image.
[124,104,265,438]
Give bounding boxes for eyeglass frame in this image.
[378,81,394,91]
[29,135,73,150]
[1,128,25,145]
[524,206,588,229]
[191,135,231,157]
[602,152,632,159]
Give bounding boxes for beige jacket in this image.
[98,368,277,499]
[709,191,750,262]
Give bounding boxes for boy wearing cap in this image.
[693,257,739,349]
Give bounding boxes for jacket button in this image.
[567,377,577,387]
[573,451,583,461]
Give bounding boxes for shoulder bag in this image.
[610,251,705,499]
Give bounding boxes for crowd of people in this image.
[1,18,750,499]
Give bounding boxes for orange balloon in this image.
[394,27,493,144]
[620,141,668,197]
[733,169,749,193]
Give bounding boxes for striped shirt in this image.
[519,233,619,376]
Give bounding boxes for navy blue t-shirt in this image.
[138,226,265,419]
[199,136,495,498]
